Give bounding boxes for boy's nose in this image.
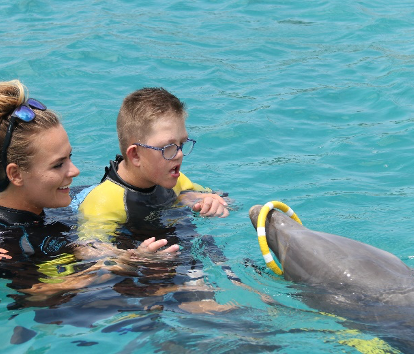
[175,148,184,159]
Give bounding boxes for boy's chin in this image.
[160,178,179,190]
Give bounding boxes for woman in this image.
[0,80,178,300]
[0,80,81,260]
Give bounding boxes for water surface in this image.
[1,0,414,353]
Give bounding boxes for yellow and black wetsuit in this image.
[76,155,220,301]
[78,155,209,242]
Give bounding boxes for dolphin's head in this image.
[248,204,303,269]
[248,205,263,229]
[249,204,283,261]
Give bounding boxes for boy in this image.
[77,88,234,313]
[78,87,229,235]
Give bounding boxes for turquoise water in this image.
[1,0,414,352]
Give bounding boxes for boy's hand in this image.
[137,237,180,254]
[74,238,179,262]
[187,193,229,218]
[117,238,179,264]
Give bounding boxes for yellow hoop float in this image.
[257,201,302,275]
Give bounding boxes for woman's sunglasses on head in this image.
[0,98,47,191]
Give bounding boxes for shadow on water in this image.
[291,284,414,353]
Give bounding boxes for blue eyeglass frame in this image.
[134,138,196,160]
[0,98,47,191]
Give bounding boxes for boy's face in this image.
[135,115,188,189]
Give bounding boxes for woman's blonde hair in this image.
[0,80,61,184]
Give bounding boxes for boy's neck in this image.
[117,159,156,190]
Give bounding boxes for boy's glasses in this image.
[134,138,196,160]
[1,98,47,188]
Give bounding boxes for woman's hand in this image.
[0,248,11,260]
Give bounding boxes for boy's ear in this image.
[125,145,141,167]
[6,163,24,187]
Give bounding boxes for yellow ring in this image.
[257,201,302,275]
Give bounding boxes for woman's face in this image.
[19,124,79,214]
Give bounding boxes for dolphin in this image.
[249,205,414,351]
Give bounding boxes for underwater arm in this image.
[20,238,179,301]
[72,237,179,261]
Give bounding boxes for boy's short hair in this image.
[117,87,187,158]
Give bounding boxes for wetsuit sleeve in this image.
[78,180,127,241]
[173,172,212,195]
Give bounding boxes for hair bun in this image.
[0,80,26,121]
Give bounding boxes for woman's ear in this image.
[6,163,24,187]
[125,145,141,167]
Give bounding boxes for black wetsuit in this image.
[0,205,78,312]
[0,206,73,259]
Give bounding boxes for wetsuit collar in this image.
[0,205,45,226]
[103,155,157,194]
